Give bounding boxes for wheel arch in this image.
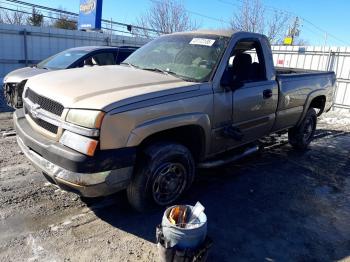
[297,90,327,126]
[127,113,211,161]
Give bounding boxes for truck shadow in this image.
[83,129,350,261]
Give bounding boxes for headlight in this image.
[66,109,105,129]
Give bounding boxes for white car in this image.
[2,46,138,109]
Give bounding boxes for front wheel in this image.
[288,108,317,150]
[127,142,195,212]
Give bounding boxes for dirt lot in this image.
[0,110,350,262]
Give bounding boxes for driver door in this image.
[227,40,278,148]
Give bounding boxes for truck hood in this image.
[26,65,197,111]
[4,67,50,83]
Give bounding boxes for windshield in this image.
[37,49,89,69]
[124,34,229,82]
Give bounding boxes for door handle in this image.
[263,89,273,99]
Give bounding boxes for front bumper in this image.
[14,109,136,197]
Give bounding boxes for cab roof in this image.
[172,29,235,38]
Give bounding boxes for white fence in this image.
[271,46,350,110]
[0,23,148,81]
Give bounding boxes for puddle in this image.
[0,206,85,244]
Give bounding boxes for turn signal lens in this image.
[59,130,98,156]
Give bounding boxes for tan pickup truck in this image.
[14,30,336,211]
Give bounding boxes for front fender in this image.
[126,113,211,154]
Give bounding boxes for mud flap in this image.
[156,225,213,262]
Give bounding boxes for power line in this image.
[0,5,65,21]
[186,9,230,25]
[0,0,68,19]
[3,0,76,15]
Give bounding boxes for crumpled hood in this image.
[25,65,197,111]
[4,67,49,83]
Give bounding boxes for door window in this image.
[225,40,267,84]
[116,50,133,64]
[83,52,116,67]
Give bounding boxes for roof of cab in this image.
[171,29,235,38]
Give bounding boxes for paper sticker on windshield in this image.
[190,38,215,46]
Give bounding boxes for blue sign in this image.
[78,0,103,30]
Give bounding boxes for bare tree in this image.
[284,16,307,45]
[267,11,290,43]
[134,0,198,38]
[52,14,77,30]
[231,0,265,34]
[230,0,290,44]
[0,9,27,25]
[27,7,44,27]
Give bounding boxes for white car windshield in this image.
[124,34,229,82]
[37,49,89,69]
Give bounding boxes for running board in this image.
[197,145,259,168]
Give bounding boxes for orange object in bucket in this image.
[168,205,188,227]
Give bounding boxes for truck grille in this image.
[24,105,59,134]
[24,88,64,135]
[25,88,64,116]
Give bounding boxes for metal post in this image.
[326,50,332,72]
[322,32,328,70]
[23,29,28,66]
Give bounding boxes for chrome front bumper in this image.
[17,136,133,197]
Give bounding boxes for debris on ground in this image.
[0,110,350,261]
[2,130,16,138]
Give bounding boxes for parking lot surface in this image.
[0,111,349,261]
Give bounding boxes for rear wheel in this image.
[288,108,317,150]
[127,142,195,212]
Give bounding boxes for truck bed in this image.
[276,67,334,78]
[272,67,335,132]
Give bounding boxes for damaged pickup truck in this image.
[14,30,336,211]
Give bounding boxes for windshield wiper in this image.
[142,67,194,82]
[142,67,171,75]
[36,66,49,70]
[120,62,140,69]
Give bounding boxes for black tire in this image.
[288,108,317,150]
[127,142,195,212]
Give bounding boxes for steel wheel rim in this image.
[152,162,187,205]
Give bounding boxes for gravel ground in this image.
[0,110,349,262]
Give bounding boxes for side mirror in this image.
[220,70,233,89]
[221,71,243,91]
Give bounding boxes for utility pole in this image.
[284,17,300,45]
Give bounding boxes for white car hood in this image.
[4,67,50,83]
[26,65,197,111]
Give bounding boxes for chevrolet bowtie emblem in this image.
[30,103,40,118]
